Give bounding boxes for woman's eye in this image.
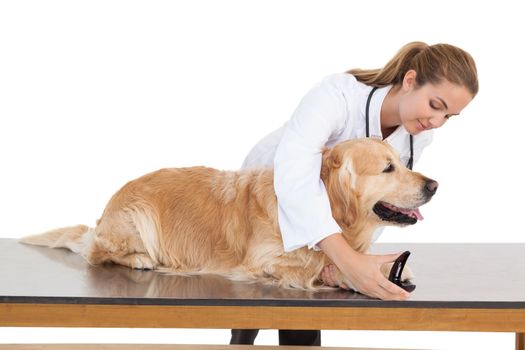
[383,163,395,173]
[429,101,439,110]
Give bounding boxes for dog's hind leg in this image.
[110,252,156,270]
[86,207,160,270]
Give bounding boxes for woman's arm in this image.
[274,74,410,300]
[273,74,348,252]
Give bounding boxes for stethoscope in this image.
[365,86,414,170]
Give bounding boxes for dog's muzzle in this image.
[373,178,439,225]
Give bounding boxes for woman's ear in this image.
[402,69,417,92]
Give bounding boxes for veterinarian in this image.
[231,41,479,346]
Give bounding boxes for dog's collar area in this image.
[372,201,422,225]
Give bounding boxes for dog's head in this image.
[321,138,438,230]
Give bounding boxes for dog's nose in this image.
[424,179,439,197]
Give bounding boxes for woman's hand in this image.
[341,250,410,300]
[317,233,410,301]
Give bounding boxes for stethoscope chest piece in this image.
[388,250,416,293]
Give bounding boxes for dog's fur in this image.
[21,138,437,290]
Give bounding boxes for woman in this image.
[231,41,479,346]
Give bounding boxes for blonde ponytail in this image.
[347,41,479,96]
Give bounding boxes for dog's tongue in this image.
[382,202,424,220]
[403,208,424,220]
[383,202,424,220]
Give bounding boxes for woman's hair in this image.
[347,41,478,96]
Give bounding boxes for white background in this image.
[0,1,523,349]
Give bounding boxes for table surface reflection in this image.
[1,238,524,308]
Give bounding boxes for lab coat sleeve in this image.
[274,75,349,252]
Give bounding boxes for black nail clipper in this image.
[388,250,416,292]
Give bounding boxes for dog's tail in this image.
[20,224,94,256]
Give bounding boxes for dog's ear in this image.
[323,151,359,229]
[320,146,342,181]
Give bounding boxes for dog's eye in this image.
[383,163,395,173]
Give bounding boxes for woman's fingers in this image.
[378,280,410,300]
[381,251,405,264]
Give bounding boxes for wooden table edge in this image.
[1,303,525,333]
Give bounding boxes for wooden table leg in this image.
[517,333,525,350]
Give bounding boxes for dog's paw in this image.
[131,254,156,270]
[381,262,415,282]
[401,264,414,281]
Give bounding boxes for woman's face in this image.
[399,71,474,135]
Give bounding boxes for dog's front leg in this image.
[319,264,354,290]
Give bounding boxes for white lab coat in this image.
[242,73,433,252]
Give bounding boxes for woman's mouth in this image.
[417,120,428,131]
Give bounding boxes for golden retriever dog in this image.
[21,138,438,290]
